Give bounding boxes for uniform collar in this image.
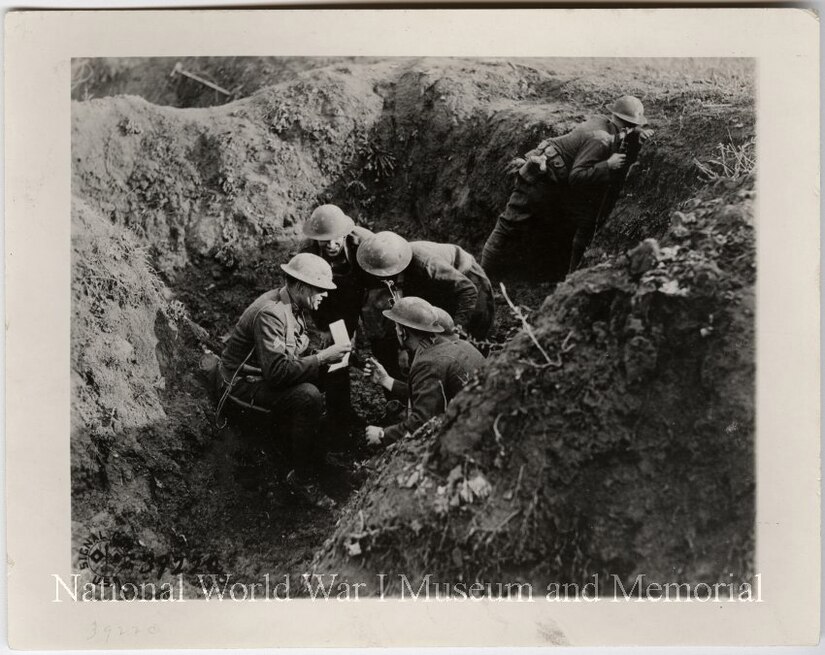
[278,286,302,315]
[415,334,446,353]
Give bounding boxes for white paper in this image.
[328,318,350,372]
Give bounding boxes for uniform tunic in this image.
[220,287,318,390]
[481,114,626,278]
[383,336,485,444]
[403,241,495,338]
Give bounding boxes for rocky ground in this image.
[71,57,755,596]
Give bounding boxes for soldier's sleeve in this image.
[422,258,478,329]
[383,360,445,444]
[253,305,320,388]
[349,226,374,245]
[568,130,621,186]
[389,379,409,400]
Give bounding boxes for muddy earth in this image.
[71,58,755,597]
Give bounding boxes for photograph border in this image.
[5,7,820,648]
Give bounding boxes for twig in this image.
[560,329,576,353]
[492,414,506,460]
[170,62,232,97]
[513,464,525,499]
[499,283,553,365]
[484,509,522,545]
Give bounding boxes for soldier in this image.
[363,297,485,447]
[362,305,459,402]
[357,231,494,377]
[301,204,373,430]
[301,204,373,339]
[481,95,655,279]
[217,253,352,506]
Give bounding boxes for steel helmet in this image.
[432,306,456,335]
[280,253,337,290]
[357,231,413,277]
[608,96,648,126]
[383,297,444,333]
[303,204,355,241]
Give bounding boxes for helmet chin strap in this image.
[382,278,402,306]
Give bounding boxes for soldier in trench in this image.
[299,203,373,439]
[480,95,655,281]
[300,204,373,340]
[362,296,485,447]
[357,230,495,380]
[216,252,352,508]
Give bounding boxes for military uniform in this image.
[219,287,342,470]
[481,115,627,278]
[382,336,485,444]
[363,240,494,378]
[301,225,373,337]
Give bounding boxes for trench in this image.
[71,58,755,594]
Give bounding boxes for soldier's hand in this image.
[317,342,352,364]
[638,129,654,143]
[607,153,627,171]
[505,157,526,176]
[318,330,333,348]
[365,425,384,446]
[525,154,547,173]
[363,357,390,386]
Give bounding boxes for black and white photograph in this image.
[4,7,820,649]
[68,54,757,601]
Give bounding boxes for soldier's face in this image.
[309,290,327,311]
[319,237,345,258]
[395,323,408,348]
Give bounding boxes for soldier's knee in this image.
[293,383,324,412]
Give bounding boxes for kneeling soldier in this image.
[364,297,485,447]
[218,253,352,505]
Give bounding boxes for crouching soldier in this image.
[217,252,352,506]
[481,95,654,280]
[357,231,494,377]
[363,297,485,447]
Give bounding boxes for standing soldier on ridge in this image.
[481,95,655,279]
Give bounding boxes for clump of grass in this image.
[694,137,755,181]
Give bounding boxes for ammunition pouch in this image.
[542,145,568,183]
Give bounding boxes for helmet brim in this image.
[357,250,413,277]
[611,110,647,126]
[280,264,337,290]
[303,216,355,241]
[382,308,444,333]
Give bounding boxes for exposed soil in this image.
[71,57,755,596]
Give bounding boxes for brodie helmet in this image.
[608,96,648,126]
[280,253,337,290]
[357,231,413,277]
[303,204,355,241]
[382,297,444,333]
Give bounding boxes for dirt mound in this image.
[71,58,755,594]
[71,196,220,581]
[312,178,755,593]
[72,57,387,108]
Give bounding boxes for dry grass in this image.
[694,137,756,181]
